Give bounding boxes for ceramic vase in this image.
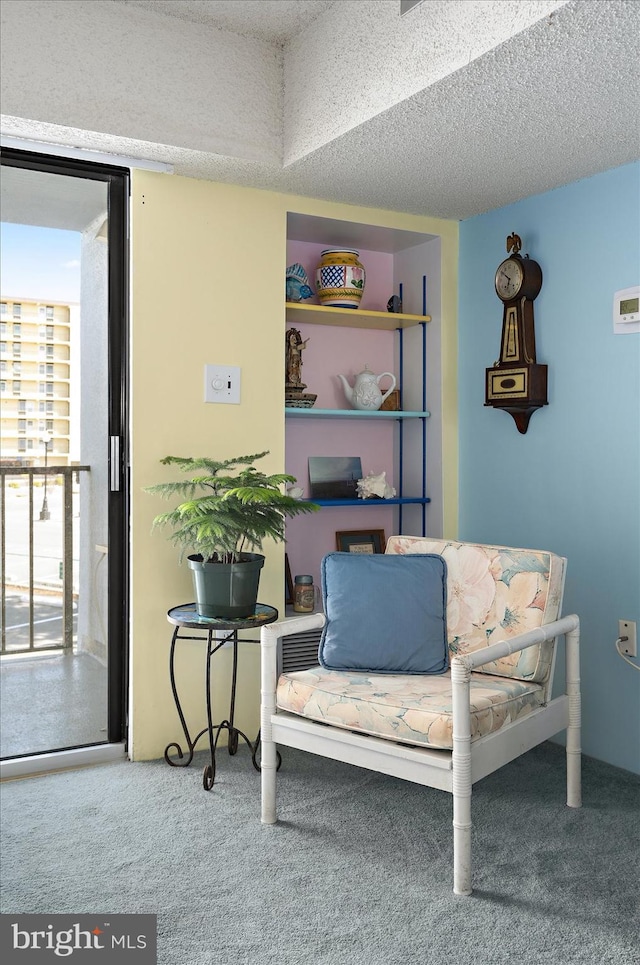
[315,248,365,309]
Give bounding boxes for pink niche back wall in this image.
[284,241,401,588]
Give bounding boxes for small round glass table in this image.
[165,603,278,790]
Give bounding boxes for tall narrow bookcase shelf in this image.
[286,301,431,330]
[285,302,430,527]
[285,408,430,419]
[285,212,438,576]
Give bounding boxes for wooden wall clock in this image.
[485,232,548,434]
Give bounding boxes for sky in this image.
[1,223,81,303]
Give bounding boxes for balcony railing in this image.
[1,465,90,654]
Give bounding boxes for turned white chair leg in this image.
[260,626,278,825]
[565,619,581,809]
[452,659,473,896]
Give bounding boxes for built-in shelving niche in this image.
[284,212,443,588]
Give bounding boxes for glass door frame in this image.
[0,146,130,751]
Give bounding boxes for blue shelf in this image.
[312,497,430,507]
[285,408,430,419]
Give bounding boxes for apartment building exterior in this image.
[0,297,74,467]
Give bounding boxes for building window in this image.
[13,343,21,358]
[46,306,55,319]
[13,304,21,319]
[13,362,21,376]
[0,341,6,356]
[46,419,54,432]
[27,439,34,450]
[0,321,6,336]
[45,325,54,340]
[0,361,5,374]
[0,302,7,316]
[18,419,26,433]
[46,401,54,414]
[18,399,27,413]
[0,381,6,394]
[18,438,26,452]
[13,380,21,395]
[46,382,54,397]
[46,345,54,359]
[46,363,54,377]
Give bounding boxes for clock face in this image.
[495,258,524,301]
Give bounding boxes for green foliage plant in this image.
[146,451,318,564]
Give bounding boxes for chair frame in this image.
[260,612,580,895]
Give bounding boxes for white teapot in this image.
[338,364,396,411]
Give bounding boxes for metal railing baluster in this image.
[0,466,91,655]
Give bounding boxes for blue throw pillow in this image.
[318,552,448,675]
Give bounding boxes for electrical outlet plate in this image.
[204,364,240,404]
[618,620,637,658]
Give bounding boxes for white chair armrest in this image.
[261,613,326,705]
[262,613,326,643]
[452,614,579,673]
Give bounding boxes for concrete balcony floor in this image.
[0,648,108,759]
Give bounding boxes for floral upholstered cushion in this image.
[385,537,566,686]
[276,668,545,750]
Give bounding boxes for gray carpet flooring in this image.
[1,742,638,965]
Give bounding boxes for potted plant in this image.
[146,451,318,618]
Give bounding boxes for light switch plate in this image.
[204,364,241,404]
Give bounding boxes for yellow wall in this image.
[130,170,458,760]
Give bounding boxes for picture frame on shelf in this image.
[336,530,386,554]
[308,456,362,500]
[379,388,401,411]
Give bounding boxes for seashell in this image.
[356,471,396,500]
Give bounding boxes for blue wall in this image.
[459,162,640,774]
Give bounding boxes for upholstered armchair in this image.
[260,537,581,895]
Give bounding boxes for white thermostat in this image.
[613,286,640,335]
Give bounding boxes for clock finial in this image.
[506,233,522,255]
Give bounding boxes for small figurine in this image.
[286,263,313,302]
[286,328,309,388]
[285,327,317,407]
[506,232,522,255]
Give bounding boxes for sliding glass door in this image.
[0,148,128,761]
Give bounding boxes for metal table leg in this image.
[164,626,207,768]
[202,629,259,790]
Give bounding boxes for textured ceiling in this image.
[1,0,639,221]
[116,0,337,43]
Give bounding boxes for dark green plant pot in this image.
[187,553,265,619]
